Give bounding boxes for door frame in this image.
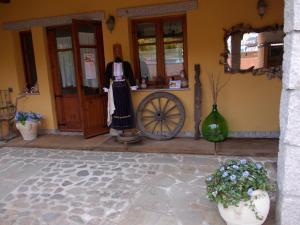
[47,21,108,137]
[47,25,83,131]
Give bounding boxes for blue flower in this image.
[219,166,225,172]
[222,172,229,177]
[27,116,34,121]
[15,111,26,123]
[206,176,213,181]
[212,191,218,197]
[15,111,42,122]
[240,159,247,165]
[255,163,263,169]
[28,112,37,120]
[15,111,20,118]
[230,175,236,181]
[242,171,250,177]
[35,113,42,120]
[247,188,254,196]
[232,165,239,170]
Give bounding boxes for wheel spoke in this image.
[150,100,158,112]
[143,108,156,114]
[142,115,155,119]
[144,119,156,128]
[162,98,170,113]
[167,113,180,118]
[152,121,159,134]
[160,121,163,135]
[166,118,177,126]
[158,98,162,112]
[165,105,177,115]
[163,120,172,132]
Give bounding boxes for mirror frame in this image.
[220,23,284,79]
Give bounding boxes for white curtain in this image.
[58,51,76,88]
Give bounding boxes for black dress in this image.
[104,60,136,130]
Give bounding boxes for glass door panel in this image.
[58,51,76,93]
[79,32,96,45]
[78,25,96,45]
[55,28,77,94]
[77,24,100,95]
[80,48,100,95]
[56,37,72,49]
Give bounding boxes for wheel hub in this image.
[155,111,165,121]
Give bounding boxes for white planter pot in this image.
[16,121,40,141]
[218,190,270,225]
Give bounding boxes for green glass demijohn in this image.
[202,104,228,142]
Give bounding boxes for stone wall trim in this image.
[41,129,279,138]
[2,11,105,30]
[117,0,198,17]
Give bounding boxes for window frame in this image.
[19,30,38,92]
[131,14,188,88]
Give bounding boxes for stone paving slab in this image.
[0,147,277,225]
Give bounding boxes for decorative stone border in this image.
[2,11,105,30]
[41,129,279,138]
[117,0,198,17]
[178,131,280,138]
[228,131,280,138]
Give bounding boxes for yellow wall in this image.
[0,0,283,133]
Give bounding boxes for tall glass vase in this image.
[202,104,228,142]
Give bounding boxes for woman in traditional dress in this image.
[103,44,137,131]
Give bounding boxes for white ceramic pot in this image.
[218,190,270,225]
[16,121,40,141]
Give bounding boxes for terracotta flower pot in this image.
[16,121,40,141]
[218,190,270,225]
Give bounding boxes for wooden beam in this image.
[194,64,202,140]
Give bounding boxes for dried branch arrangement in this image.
[207,72,231,105]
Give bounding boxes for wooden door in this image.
[72,20,108,138]
[47,26,83,131]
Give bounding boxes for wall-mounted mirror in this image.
[220,24,284,79]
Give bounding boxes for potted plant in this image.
[15,111,42,141]
[206,159,274,225]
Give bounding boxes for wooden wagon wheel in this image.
[136,92,185,140]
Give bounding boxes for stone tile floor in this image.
[0,147,277,225]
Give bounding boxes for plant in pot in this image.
[206,159,274,225]
[15,111,42,141]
